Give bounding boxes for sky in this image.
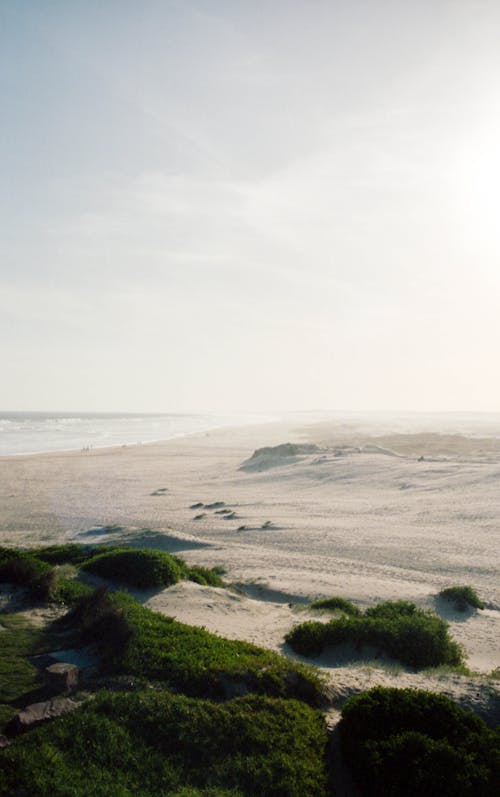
[1,0,500,413]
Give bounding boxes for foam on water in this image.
[0,411,275,456]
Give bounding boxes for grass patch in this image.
[0,690,329,796]
[187,565,224,587]
[80,548,224,590]
[438,585,485,612]
[1,545,225,596]
[285,600,464,669]
[68,589,326,706]
[0,551,53,599]
[81,548,186,589]
[0,614,59,731]
[339,686,500,796]
[309,596,361,616]
[29,543,102,566]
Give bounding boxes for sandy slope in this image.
[0,419,499,722]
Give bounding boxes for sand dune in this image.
[0,419,498,721]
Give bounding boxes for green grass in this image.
[187,565,224,587]
[339,686,500,796]
[438,585,485,612]
[1,545,225,596]
[0,614,57,730]
[0,690,329,797]
[80,548,224,590]
[81,548,186,589]
[29,544,102,566]
[285,600,464,669]
[309,596,361,616]
[68,589,326,706]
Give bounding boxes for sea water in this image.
[0,411,273,456]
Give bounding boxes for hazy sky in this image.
[2,0,500,413]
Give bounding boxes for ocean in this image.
[0,411,273,457]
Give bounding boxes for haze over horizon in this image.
[2,1,500,414]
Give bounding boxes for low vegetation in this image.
[0,544,224,594]
[1,544,497,796]
[309,596,361,616]
[438,585,485,612]
[0,689,329,797]
[67,588,326,705]
[286,600,464,668]
[0,549,53,599]
[0,613,63,730]
[339,686,500,796]
[81,548,187,589]
[31,543,101,566]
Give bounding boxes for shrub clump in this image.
[285,600,464,669]
[81,548,186,589]
[69,587,133,661]
[310,596,361,616]
[438,585,485,612]
[0,551,56,600]
[187,565,224,587]
[30,543,101,566]
[0,689,329,797]
[339,686,500,796]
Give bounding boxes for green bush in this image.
[70,589,325,705]
[339,687,500,796]
[0,690,329,797]
[285,601,464,668]
[438,585,485,611]
[0,552,50,588]
[310,596,361,616]
[81,548,187,588]
[188,566,224,587]
[30,543,101,566]
[0,552,58,601]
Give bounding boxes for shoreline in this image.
[0,419,498,681]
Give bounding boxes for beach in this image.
[0,418,499,723]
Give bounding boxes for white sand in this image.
[1,420,499,722]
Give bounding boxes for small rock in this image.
[7,698,80,736]
[46,662,79,691]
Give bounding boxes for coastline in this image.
[0,419,498,705]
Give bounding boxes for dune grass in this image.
[339,686,500,796]
[1,544,224,596]
[0,689,329,797]
[285,600,464,669]
[68,588,326,706]
[438,585,485,612]
[309,596,361,616]
[81,547,187,589]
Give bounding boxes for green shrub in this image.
[310,596,361,616]
[69,587,133,663]
[81,548,186,588]
[0,552,51,588]
[0,552,59,602]
[30,543,101,566]
[285,601,464,669]
[438,585,485,612]
[188,566,224,587]
[339,687,500,796]
[0,689,328,796]
[364,600,419,619]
